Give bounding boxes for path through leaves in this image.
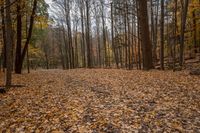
[0,69,200,132]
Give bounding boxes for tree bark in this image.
[1,5,6,71]
[173,0,177,71]
[179,0,189,67]
[137,0,153,70]
[17,0,37,74]
[5,0,14,89]
[192,10,197,53]
[160,0,164,70]
[15,0,22,73]
[80,0,86,67]
[101,1,107,67]
[111,2,119,68]
[85,0,92,68]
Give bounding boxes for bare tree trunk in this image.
[136,0,141,69]
[153,0,159,65]
[133,12,138,69]
[101,1,107,67]
[137,0,153,70]
[18,0,37,74]
[26,13,30,73]
[75,24,79,68]
[15,0,22,73]
[173,0,177,71]
[1,5,6,71]
[94,2,101,67]
[160,0,164,70]
[150,0,155,63]
[127,3,131,70]
[61,23,69,69]
[5,0,14,89]
[64,0,74,69]
[80,0,86,67]
[131,8,135,69]
[124,3,128,69]
[111,2,119,68]
[106,27,110,67]
[179,0,189,67]
[85,0,92,68]
[192,10,197,53]
[58,28,65,69]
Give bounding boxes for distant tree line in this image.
[49,0,199,70]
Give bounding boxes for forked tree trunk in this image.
[16,0,37,74]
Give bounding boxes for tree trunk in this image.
[75,24,79,68]
[111,2,119,68]
[80,0,86,67]
[160,0,164,70]
[101,3,107,67]
[85,0,92,68]
[179,0,189,67]
[5,0,13,89]
[64,0,74,69]
[124,3,128,69]
[17,0,37,74]
[137,0,153,70]
[192,10,197,53]
[153,0,159,65]
[15,0,22,73]
[62,23,69,69]
[1,5,6,71]
[173,0,177,71]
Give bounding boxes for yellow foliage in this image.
[35,16,49,29]
[29,45,44,58]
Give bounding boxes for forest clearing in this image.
[1,0,200,132]
[0,69,200,132]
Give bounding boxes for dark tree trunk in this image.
[5,0,14,89]
[179,0,189,67]
[173,0,178,71]
[124,3,128,69]
[136,0,141,70]
[86,0,92,68]
[26,14,30,73]
[160,0,164,70]
[153,0,159,65]
[17,0,37,74]
[1,6,6,70]
[137,0,153,70]
[15,0,22,73]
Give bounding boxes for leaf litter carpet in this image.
[0,69,200,132]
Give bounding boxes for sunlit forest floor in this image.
[0,69,200,132]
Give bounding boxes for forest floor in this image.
[0,69,200,132]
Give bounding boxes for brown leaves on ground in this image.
[0,69,200,132]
